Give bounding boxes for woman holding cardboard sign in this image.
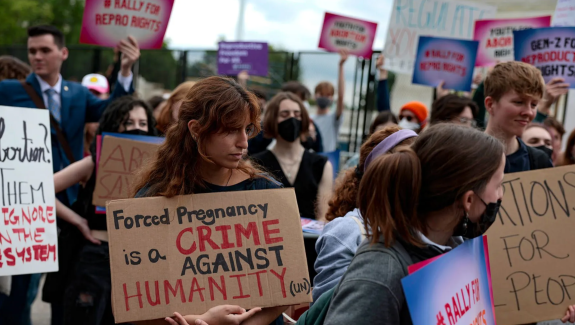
[132,76,288,325]
[46,96,157,325]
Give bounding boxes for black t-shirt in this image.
[505,138,531,174]
[194,177,282,193]
[252,150,327,220]
[505,137,553,174]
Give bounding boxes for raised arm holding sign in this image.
[80,0,174,49]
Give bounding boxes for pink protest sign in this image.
[318,12,378,58]
[79,0,174,49]
[473,16,552,67]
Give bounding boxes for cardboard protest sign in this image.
[412,36,479,91]
[0,106,57,276]
[106,188,311,323]
[402,236,496,325]
[473,16,552,67]
[217,42,269,77]
[95,133,164,214]
[514,27,575,87]
[79,0,174,49]
[383,0,496,74]
[92,136,160,207]
[486,165,575,324]
[317,12,378,58]
[553,0,575,27]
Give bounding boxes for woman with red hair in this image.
[132,76,287,325]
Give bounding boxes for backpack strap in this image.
[20,81,76,164]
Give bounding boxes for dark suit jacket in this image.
[0,73,133,203]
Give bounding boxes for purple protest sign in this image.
[217,42,268,77]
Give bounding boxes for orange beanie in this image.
[400,101,429,128]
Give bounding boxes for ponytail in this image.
[358,147,423,247]
[327,126,417,221]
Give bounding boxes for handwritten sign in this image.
[402,236,496,325]
[317,12,378,58]
[79,0,175,49]
[412,36,479,91]
[486,165,575,325]
[473,16,552,67]
[514,27,575,88]
[92,136,159,207]
[217,42,269,77]
[383,0,496,74]
[553,0,575,27]
[106,188,311,323]
[0,106,57,276]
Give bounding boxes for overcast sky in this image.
[164,0,394,51]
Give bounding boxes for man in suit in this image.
[0,25,140,325]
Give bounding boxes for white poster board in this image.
[383,0,496,74]
[0,106,58,276]
[552,0,575,27]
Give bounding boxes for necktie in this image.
[44,88,61,122]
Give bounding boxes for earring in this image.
[461,212,469,232]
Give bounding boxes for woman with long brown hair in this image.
[132,76,286,325]
[324,124,506,324]
[312,126,417,302]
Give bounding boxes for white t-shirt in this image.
[311,111,343,152]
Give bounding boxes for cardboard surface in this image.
[106,188,311,323]
[402,236,495,325]
[473,16,552,67]
[0,106,57,276]
[383,0,496,74]
[317,12,378,58]
[92,136,159,207]
[514,27,575,88]
[79,0,174,49]
[411,36,479,91]
[486,165,575,324]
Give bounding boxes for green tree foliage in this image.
[0,0,178,88]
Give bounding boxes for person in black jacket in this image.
[484,62,553,173]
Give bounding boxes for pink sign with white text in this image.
[473,16,552,67]
[318,12,378,58]
[79,0,174,49]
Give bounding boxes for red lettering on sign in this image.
[263,219,283,244]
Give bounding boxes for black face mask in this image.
[453,198,502,239]
[277,117,301,142]
[316,97,333,109]
[534,145,553,160]
[122,129,148,136]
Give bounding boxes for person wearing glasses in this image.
[430,94,478,127]
[398,101,428,133]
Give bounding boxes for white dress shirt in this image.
[36,72,134,108]
[418,232,464,252]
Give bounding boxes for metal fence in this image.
[1,46,385,155]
